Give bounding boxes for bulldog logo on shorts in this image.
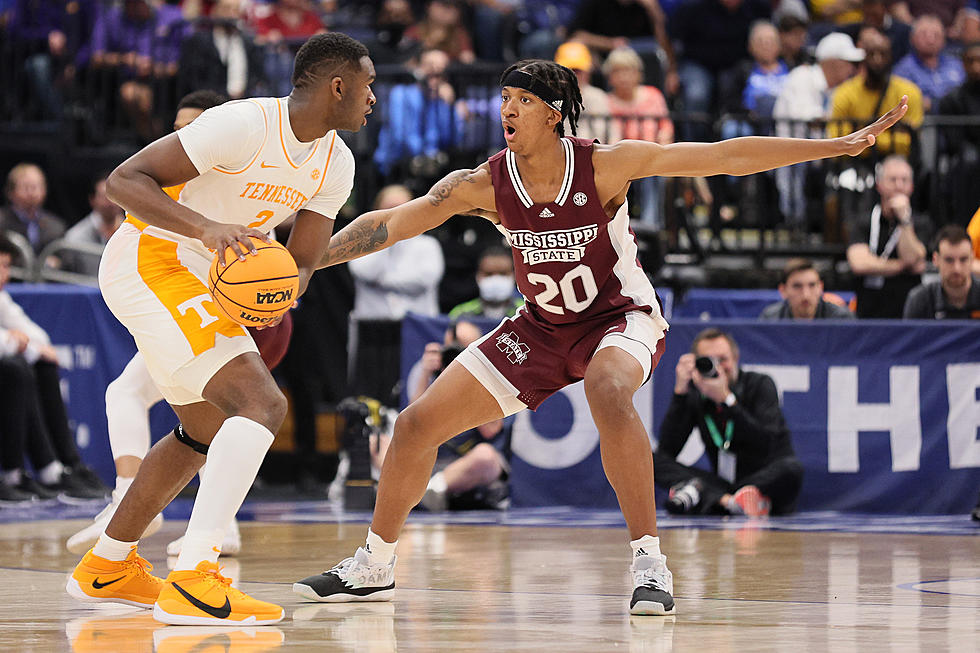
[496,331,530,365]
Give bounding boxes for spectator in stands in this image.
[567,0,679,96]
[722,20,790,135]
[349,184,445,319]
[893,14,965,112]
[516,0,580,60]
[937,42,980,225]
[828,26,924,159]
[373,49,459,179]
[888,0,974,40]
[843,0,912,62]
[61,174,125,277]
[370,0,417,65]
[252,0,325,96]
[89,0,164,143]
[448,245,523,320]
[404,0,475,64]
[605,46,674,226]
[760,258,856,319]
[670,0,772,140]
[655,327,804,517]
[6,0,93,121]
[553,41,619,143]
[0,235,109,500]
[903,225,980,318]
[0,162,66,267]
[846,154,931,318]
[178,0,267,99]
[776,13,812,69]
[773,32,864,233]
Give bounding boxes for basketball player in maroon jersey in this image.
[293,60,908,615]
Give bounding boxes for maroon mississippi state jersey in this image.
[488,136,664,326]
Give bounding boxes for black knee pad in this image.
[173,424,209,455]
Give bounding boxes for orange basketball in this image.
[208,237,299,326]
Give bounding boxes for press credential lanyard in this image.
[703,413,733,451]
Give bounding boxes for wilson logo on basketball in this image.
[238,310,278,324]
[255,289,293,305]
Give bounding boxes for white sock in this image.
[426,471,447,495]
[2,469,21,486]
[174,416,273,571]
[38,460,64,485]
[364,529,397,564]
[93,533,137,561]
[631,534,662,560]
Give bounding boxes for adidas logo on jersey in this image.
[538,208,555,218]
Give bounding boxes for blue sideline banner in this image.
[10,285,176,484]
[402,313,980,514]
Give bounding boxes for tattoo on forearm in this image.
[428,170,475,206]
[320,219,389,267]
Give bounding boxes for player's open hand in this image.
[838,96,909,157]
[200,223,272,267]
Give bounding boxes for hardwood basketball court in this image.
[0,502,977,651]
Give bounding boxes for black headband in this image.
[501,70,565,117]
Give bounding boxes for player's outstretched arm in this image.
[606,97,909,180]
[317,167,493,269]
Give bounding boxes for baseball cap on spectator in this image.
[815,32,865,62]
[555,41,593,72]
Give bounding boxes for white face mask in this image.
[478,274,515,303]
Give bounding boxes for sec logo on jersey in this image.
[572,192,587,206]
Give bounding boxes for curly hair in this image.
[500,59,584,137]
[292,32,370,89]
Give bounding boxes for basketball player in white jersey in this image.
[67,33,376,626]
[292,59,907,615]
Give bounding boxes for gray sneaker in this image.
[293,547,396,602]
[630,554,676,616]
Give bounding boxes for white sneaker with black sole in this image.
[630,554,676,616]
[293,547,395,602]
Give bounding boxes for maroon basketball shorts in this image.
[456,309,667,415]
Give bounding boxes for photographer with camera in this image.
[654,328,803,517]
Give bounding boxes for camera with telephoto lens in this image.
[694,355,720,378]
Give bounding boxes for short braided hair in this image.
[292,32,370,89]
[500,59,583,137]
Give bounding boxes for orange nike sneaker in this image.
[153,561,284,626]
[66,548,165,609]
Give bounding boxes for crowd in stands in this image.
[1,1,980,515]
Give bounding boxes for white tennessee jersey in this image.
[136,96,355,255]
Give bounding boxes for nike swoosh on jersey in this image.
[172,582,233,619]
[92,576,125,589]
[260,161,278,168]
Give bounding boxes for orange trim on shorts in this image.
[212,99,268,175]
[136,233,245,356]
[277,98,320,169]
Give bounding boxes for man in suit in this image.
[0,163,66,267]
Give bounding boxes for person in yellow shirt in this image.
[828,25,923,157]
